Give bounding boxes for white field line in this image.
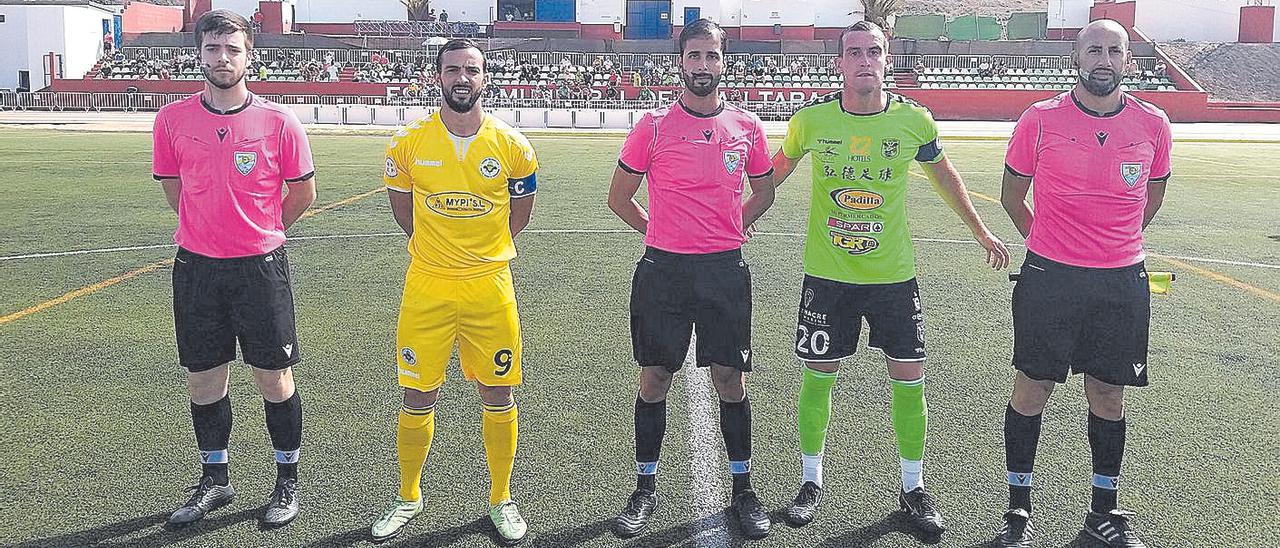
[4,230,1279,270]
[681,333,730,548]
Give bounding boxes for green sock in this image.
[890,377,927,461]
[797,368,838,456]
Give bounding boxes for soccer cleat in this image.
[489,499,528,545]
[898,487,946,535]
[730,489,771,540]
[260,478,299,526]
[1083,509,1148,548]
[370,497,423,542]
[167,476,235,527]
[992,508,1035,548]
[613,489,658,539]
[781,481,823,527]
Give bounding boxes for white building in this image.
[1049,0,1279,42]
[0,0,121,90]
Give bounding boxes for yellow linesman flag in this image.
[1148,271,1176,295]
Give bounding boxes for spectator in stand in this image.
[252,8,263,32]
[592,56,605,72]
[560,57,572,71]
[994,61,1008,78]
[439,10,448,23]
[766,56,778,73]
[603,57,615,72]
[643,56,655,77]
[258,64,269,81]
[636,86,655,102]
[978,61,993,77]
[113,50,125,64]
[914,59,927,76]
[1153,61,1166,77]
[751,57,765,77]
[734,58,746,75]
[326,63,339,82]
[789,59,801,74]
[485,80,500,98]
[631,71,644,87]
[605,80,620,100]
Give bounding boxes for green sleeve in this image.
[781,110,806,159]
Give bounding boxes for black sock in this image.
[719,396,753,495]
[635,396,666,493]
[1004,404,1042,512]
[264,391,302,482]
[191,395,232,486]
[1088,412,1126,513]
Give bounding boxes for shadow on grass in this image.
[809,510,943,547]
[11,507,260,548]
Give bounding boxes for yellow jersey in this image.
[384,112,538,278]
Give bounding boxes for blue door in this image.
[625,1,672,40]
[684,7,700,26]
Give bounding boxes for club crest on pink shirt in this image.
[234,151,257,175]
[1120,162,1143,187]
[723,150,741,174]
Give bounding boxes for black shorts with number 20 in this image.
[630,246,753,372]
[172,246,301,372]
[794,275,926,363]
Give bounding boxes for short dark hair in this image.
[838,20,886,52]
[678,18,726,55]
[194,9,253,50]
[436,38,484,72]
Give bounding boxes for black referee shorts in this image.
[172,245,301,372]
[630,246,753,372]
[1012,252,1150,386]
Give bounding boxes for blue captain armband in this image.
[508,172,537,198]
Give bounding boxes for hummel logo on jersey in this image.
[415,159,443,167]
[1132,362,1146,376]
[702,129,714,142]
[282,344,293,357]
[200,451,210,461]
[216,128,228,142]
[1096,131,1109,146]
[740,349,751,363]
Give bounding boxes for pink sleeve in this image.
[1150,117,1172,182]
[279,110,315,183]
[617,112,655,174]
[745,117,773,178]
[1004,107,1039,178]
[151,110,178,179]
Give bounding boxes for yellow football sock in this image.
[397,406,435,502]
[482,402,519,506]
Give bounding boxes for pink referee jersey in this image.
[618,101,773,254]
[152,93,315,258]
[1005,92,1172,268]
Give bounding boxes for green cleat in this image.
[489,499,528,545]
[370,497,423,542]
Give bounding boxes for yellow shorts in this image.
[395,266,522,392]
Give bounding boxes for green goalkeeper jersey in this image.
[781,91,945,285]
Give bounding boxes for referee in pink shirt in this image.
[151,10,316,528]
[607,19,776,541]
[994,20,1171,548]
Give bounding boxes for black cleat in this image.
[1083,509,1148,548]
[168,476,235,527]
[261,478,299,527]
[992,508,1035,547]
[613,489,658,539]
[898,487,946,535]
[731,489,771,540]
[781,481,823,527]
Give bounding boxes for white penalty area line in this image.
[3,229,1278,271]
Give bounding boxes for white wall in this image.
[578,0,624,24]
[293,0,403,22]
[430,0,496,24]
[62,6,112,81]
[5,7,67,90]
[1134,0,1277,42]
[0,6,32,89]
[1047,0,1092,29]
